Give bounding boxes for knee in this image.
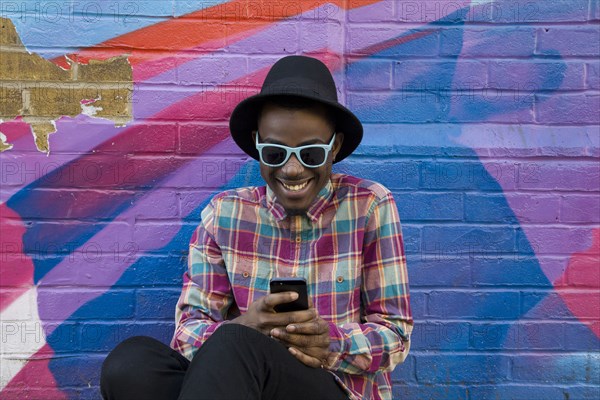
[101,336,158,387]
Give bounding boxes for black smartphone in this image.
[269,277,309,313]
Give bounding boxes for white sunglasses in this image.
[255,133,336,168]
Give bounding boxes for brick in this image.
[346,26,440,57]
[411,321,469,350]
[441,28,536,57]
[536,94,600,125]
[459,125,600,158]
[561,195,600,223]
[587,61,600,90]
[406,255,471,288]
[521,292,578,320]
[536,27,600,57]
[594,0,600,20]
[348,0,394,22]
[36,288,134,319]
[409,290,427,320]
[389,354,416,384]
[422,226,516,257]
[567,386,600,399]
[416,354,510,383]
[517,227,593,256]
[470,323,564,350]
[420,161,518,191]
[398,224,421,255]
[39,354,104,386]
[128,189,179,219]
[165,156,249,189]
[471,258,552,287]
[504,194,561,224]
[132,221,193,252]
[133,53,178,84]
[106,123,178,154]
[395,0,480,24]
[176,55,249,87]
[464,194,518,223]
[488,61,585,91]
[393,384,468,399]
[135,288,182,319]
[227,22,299,53]
[179,190,216,220]
[43,323,79,352]
[492,0,589,23]
[515,161,600,192]
[511,354,589,383]
[447,88,535,124]
[353,124,478,157]
[346,60,392,90]
[394,60,487,89]
[178,124,233,155]
[16,221,132,253]
[469,385,568,399]
[116,254,186,287]
[565,252,600,288]
[347,93,441,123]
[337,160,420,190]
[79,322,173,352]
[395,192,463,222]
[427,291,521,319]
[299,21,343,51]
[562,322,600,351]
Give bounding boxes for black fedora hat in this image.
[229,55,363,163]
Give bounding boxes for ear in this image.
[332,132,344,161]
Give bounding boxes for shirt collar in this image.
[266,179,334,223]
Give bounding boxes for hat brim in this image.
[229,93,363,164]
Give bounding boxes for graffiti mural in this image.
[1,0,598,398]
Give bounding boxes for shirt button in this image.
[295,236,301,243]
[242,272,250,278]
[336,276,344,283]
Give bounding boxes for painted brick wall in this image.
[1,1,599,399]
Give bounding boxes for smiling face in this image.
[254,101,344,214]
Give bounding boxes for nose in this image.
[281,153,305,178]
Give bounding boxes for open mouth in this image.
[281,181,309,191]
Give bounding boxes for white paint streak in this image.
[0,286,46,390]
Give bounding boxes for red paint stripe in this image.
[0,119,32,145]
[554,228,600,338]
[0,344,67,399]
[52,0,380,74]
[0,204,34,312]
[352,29,440,56]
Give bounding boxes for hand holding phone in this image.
[269,277,308,313]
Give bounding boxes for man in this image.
[101,55,412,400]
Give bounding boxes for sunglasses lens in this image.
[300,148,326,166]
[261,146,287,166]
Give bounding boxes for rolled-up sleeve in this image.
[326,192,413,374]
[170,201,235,360]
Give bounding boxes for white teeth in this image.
[282,181,308,191]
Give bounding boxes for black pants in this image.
[100,323,348,400]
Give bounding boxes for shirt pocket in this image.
[228,253,273,313]
[312,262,360,321]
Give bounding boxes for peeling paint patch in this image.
[0,131,13,152]
[80,97,103,117]
[0,17,133,153]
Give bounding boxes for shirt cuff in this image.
[325,321,346,370]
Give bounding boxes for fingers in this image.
[288,347,324,369]
[285,317,328,335]
[261,292,299,311]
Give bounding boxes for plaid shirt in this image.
[171,173,413,400]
